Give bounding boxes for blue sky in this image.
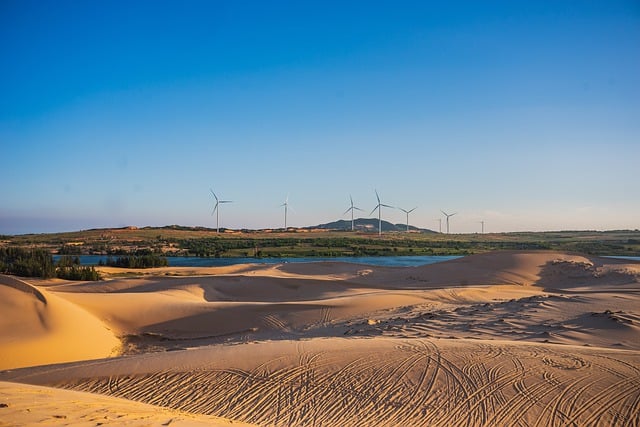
[1,1,639,234]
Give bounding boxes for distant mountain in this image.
[311,218,436,233]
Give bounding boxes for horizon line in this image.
[3,221,639,237]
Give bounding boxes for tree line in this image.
[99,254,168,268]
[0,247,100,280]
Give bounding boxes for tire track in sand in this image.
[48,338,640,427]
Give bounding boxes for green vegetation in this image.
[2,227,640,262]
[168,231,640,258]
[0,247,56,278]
[0,248,100,280]
[56,255,101,280]
[100,253,168,268]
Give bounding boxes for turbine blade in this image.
[375,189,380,204]
[210,189,219,202]
[369,205,379,216]
[343,207,353,215]
[354,207,364,211]
[409,207,417,213]
[381,204,394,209]
[440,210,448,216]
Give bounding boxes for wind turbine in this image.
[281,194,290,229]
[435,218,442,233]
[399,207,417,232]
[479,220,485,234]
[441,210,457,234]
[343,195,363,231]
[210,189,232,233]
[370,190,393,236]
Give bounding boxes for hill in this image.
[312,218,436,233]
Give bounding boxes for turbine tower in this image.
[210,189,232,233]
[399,207,417,232]
[435,218,442,233]
[370,190,393,236]
[479,220,485,234]
[440,210,457,234]
[281,194,290,229]
[343,195,363,231]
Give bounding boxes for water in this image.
[53,255,463,268]
[603,256,640,262]
[53,254,640,268]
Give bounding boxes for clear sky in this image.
[1,1,639,234]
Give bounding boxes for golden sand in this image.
[1,251,639,426]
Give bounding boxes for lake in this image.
[53,255,463,268]
[52,254,640,268]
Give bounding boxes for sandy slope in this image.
[0,381,255,426]
[0,275,120,370]
[1,251,639,426]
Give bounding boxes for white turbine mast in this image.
[210,189,232,233]
[370,190,393,236]
[435,218,442,233]
[479,220,485,234]
[398,207,417,232]
[440,210,457,234]
[281,194,290,230]
[343,195,363,231]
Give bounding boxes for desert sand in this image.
[1,251,639,426]
[0,381,254,426]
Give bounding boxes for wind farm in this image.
[214,189,425,234]
[200,189,635,241]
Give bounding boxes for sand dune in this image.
[1,251,639,426]
[0,275,120,370]
[39,251,640,351]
